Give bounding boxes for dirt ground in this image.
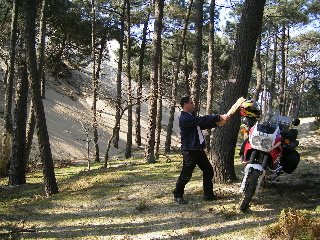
[0,118,319,240]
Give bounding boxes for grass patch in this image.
[1,144,319,239]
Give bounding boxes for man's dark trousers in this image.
[173,149,214,198]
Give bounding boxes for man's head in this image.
[180,97,194,113]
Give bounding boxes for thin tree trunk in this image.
[279,24,286,115]
[113,1,126,149]
[262,28,270,113]
[125,0,132,159]
[210,0,266,183]
[104,107,124,167]
[183,44,191,96]
[205,0,215,151]
[9,60,29,185]
[165,0,193,154]
[284,27,290,114]
[144,0,164,164]
[252,25,262,101]
[1,0,18,176]
[155,50,163,156]
[287,75,297,117]
[135,12,150,147]
[190,0,203,114]
[25,102,36,165]
[268,31,278,111]
[96,29,107,79]
[24,0,48,168]
[24,0,58,196]
[295,76,305,118]
[91,0,100,162]
[38,0,48,99]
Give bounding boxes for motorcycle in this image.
[239,109,300,212]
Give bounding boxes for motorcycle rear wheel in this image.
[239,168,260,212]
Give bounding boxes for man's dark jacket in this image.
[179,111,220,151]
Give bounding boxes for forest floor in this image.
[0,117,319,240]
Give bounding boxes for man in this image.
[173,97,231,204]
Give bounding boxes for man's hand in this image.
[216,114,231,126]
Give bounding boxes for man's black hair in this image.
[180,96,191,108]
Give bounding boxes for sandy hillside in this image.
[0,41,178,163]
[34,73,182,162]
[0,65,182,162]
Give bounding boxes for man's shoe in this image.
[174,197,188,204]
[204,195,218,201]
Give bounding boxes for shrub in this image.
[266,208,320,239]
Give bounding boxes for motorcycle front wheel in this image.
[239,168,261,212]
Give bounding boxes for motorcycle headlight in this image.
[252,136,260,146]
[262,138,273,149]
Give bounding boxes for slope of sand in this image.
[0,64,181,163]
[34,77,181,163]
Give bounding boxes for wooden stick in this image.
[227,97,246,115]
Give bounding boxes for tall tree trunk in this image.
[205,0,215,151]
[252,25,262,101]
[24,0,48,168]
[113,1,126,149]
[38,0,48,99]
[125,0,132,159]
[262,28,270,113]
[96,29,107,79]
[279,24,286,115]
[165,0,193,154]
[287,75,297,117]
[284,27,290,114]
[210,0,266,183]
[155,50,163,156]
[135,12,150,147]
[183,44,191,96]
[190,0,203,114]
[25,102,36,165]
[91,0,100,162]
[295,76,305,118]
[24,0,58,196]
[144,0,164,164]
[9,60,28,185]
[268,31,278,111]
[1,0,19,177]
[104,107,124,167]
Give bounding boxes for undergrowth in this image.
[0,149,319,239]
[266,208,320,240]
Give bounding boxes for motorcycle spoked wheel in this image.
[239,168,261,212]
